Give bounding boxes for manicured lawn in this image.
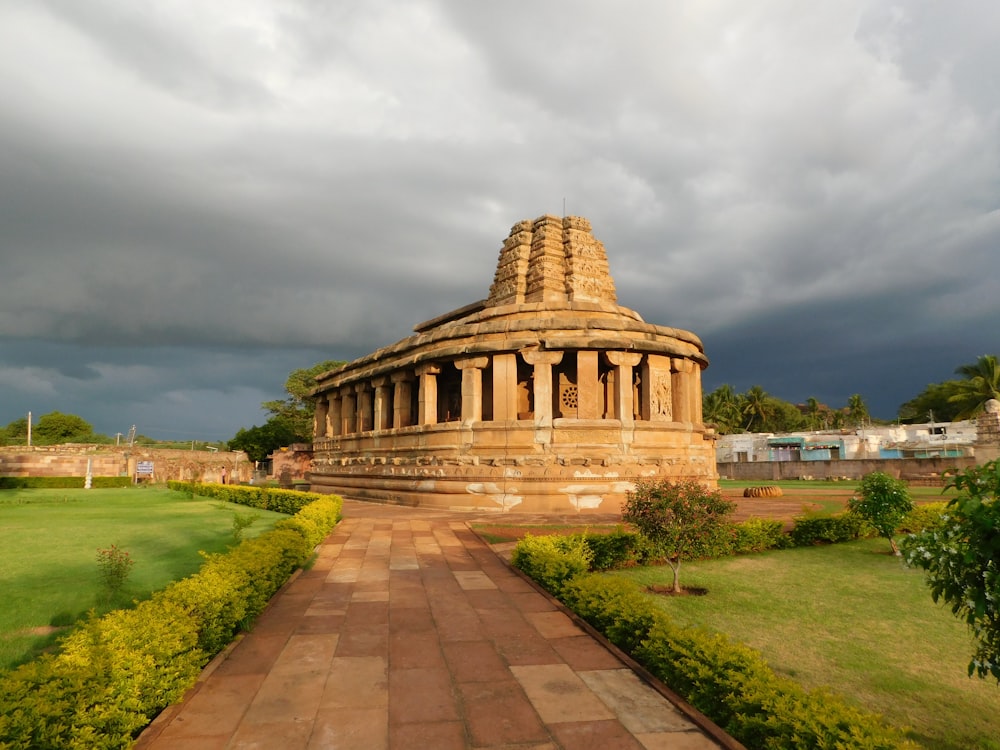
[0,486,288,670]
[607,539,1000,750]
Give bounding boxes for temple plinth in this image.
[309,215,717,513]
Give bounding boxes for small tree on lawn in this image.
[901,459,1000,681]
[848,471,913,555]
[622,479,735,593]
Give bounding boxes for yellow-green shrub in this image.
[510,534,592,594]
[0,495,342,750]
[896,501,948,534]
[167,481,332,515]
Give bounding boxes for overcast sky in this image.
[2,1,998,442]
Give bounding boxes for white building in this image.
[716,420,977,464]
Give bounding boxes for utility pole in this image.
[26,411,31,446]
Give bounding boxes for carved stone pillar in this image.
[328,392,342,437]
[605,351,642,423]
[521,349,563,426]
[576,351,600,419]
[671,358,693,424]
[313,396,329,438]
[356,382,374,432]
[456,356,489,422]
[643,354,674,422]
[341,387,356,434]
[692,362,704,424]
[492,353,519,421]
[417,364,441,425]
[372,376,392,431]
[391,372,413,428]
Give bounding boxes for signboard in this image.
[136,461,154,476]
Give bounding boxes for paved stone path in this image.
[135,500,738,750]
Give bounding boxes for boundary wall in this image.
[717,456,976,484]
[0,445,250,484]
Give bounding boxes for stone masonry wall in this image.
[0,445,251,484]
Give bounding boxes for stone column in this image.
[605,351,642,423]
[456,356,489,422]
[576,351,600,419]
[644,354,674,422]
[417,364,441,425]
[692,362,704,424]
[671,358,693,424]
[356,382,374,432]
[491,353,519,421]
[372,376,392,431]
[391,372,414,428]
[341,387,356,434]
[521,349,563,426]
[313,396,328,438]
[328,392,342,437]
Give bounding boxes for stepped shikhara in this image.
[308,215,717,513]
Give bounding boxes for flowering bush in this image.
[848,472,913,555]
[901,459,1000,681]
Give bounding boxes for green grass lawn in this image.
[0,486,289,670]
[608,539,1000,750]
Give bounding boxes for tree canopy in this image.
[2,411,104,445]
[260,359,346,438]
[228,359,346,461]
[897,354,1000,423]
[701,385,865,435]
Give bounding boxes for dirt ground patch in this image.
[473,486,857,543]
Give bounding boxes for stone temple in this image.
[309,215,716,513]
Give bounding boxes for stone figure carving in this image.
[650,374,672,420]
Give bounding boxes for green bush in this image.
[558,573,661,653]
[896,502,948,534]
[581,526,647,570]
[789,512,868,546]
[0,493,343,749]
[510,534,592,594]
[731,518,789,554]
[0,476,132,489]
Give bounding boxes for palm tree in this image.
[805,397,821,430]
[742,385,771,432]
[703,384,742,434]
[846,394,869,427]
[949,355,1000,419]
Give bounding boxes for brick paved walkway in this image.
[135,500,739,750]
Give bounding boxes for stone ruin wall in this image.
[0,445,251,484]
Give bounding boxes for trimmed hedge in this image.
[514,548,918,749]
[0,491,343,749]
[166,480,326,515]
[789,512,867,546]
[0,476,132,489]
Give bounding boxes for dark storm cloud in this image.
[1,1,998,438]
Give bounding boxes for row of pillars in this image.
[313,349,702,438]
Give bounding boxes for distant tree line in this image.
[698,354,999,436]
[1,411,227,449]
